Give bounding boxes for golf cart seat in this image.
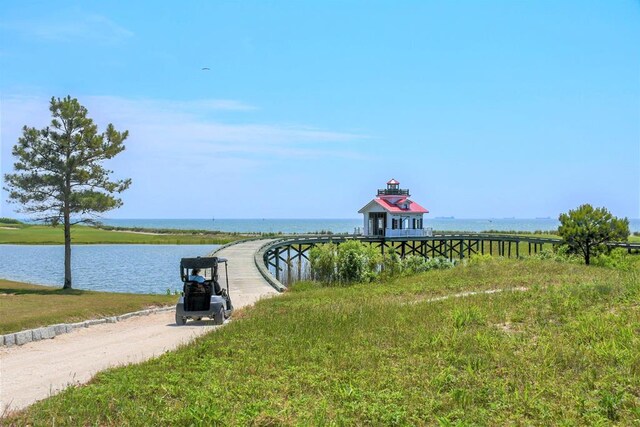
[176,256,233,325]
[183,281,211,311]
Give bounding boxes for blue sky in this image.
[1,0,639,219]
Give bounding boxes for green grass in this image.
[0,221,243,245]
[0,279,176,334]
[7,258,640,425]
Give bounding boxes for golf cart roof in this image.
[180,256,228,269]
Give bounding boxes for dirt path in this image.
[0,311,219,412]
[0,239,279,413]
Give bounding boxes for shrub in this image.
[532,245,582,264]
[402,255,428,274]
[382,247,403,278]
[336,240,380,283]
[592,248,635,271]
[402,255,456,274]
[468,253,493,266]
[309,241,380,284]
[425,257,456,270]
[309,243,338,283]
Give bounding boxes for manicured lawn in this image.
[7,258,639,425]
[0,222,242,245]
[0,279,176,334]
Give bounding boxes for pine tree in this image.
[4,96,131,288]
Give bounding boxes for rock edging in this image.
[0,306,175,348]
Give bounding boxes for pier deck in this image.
[210,238,280,305]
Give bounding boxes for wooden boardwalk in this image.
[210,239,281,305]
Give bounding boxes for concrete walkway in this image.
[0,239,279,413]
[211,239,280,307]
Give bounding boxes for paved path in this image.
[211,239,279,308]
[0,239,279,413]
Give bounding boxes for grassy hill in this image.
[7,257,639,425]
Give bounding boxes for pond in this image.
[0,244,219,294]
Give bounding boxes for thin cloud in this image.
[1,95,369,163]
[1,14,133,44]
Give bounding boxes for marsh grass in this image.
[0,280,175,334]
[5,259,640,425]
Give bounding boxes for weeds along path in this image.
[0,239,279,413]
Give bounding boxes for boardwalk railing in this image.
[259,234,640,287]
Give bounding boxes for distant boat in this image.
[435,216,455,219]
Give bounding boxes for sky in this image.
[1,0,639,219]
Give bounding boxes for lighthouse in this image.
[358,179,431,237]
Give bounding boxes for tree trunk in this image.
[585,245,590,265]
[63,204,72,289]
[63,154,72,289]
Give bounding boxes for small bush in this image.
[592,248,635,271]
[337,241,369,283]
[382,247,403,278]
[468,253,493,266]
[309,243,338,283]
[400,255,456,274]
[532,245,582,264]
[309,241,380,285]
[402,255,428,274]
[337,240,380,283]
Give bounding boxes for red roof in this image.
[373,198,429,213]
[387,178,399,185]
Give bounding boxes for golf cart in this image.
[175,256,233,325]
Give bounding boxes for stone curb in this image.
[0,306,175,348]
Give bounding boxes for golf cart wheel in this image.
[175,312,187,325]
[214,306,225,325]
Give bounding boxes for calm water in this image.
[99,218,640,233]
[0,244,218,294]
